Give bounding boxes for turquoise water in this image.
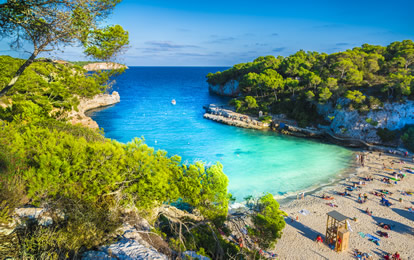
[88,67,352,201]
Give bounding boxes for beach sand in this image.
[274,151,414,260]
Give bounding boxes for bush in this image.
[365,118,379,126]
[377,128,399,143]
[259,115,272,123]
[249,194,286,249]
[401,127,414,152]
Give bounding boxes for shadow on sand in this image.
[392,208,414,222]
[371,215,414,235]
[286,218,321,241]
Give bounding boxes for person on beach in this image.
[315,235,323,243]
[358,194,362,203]
[392,252,401,260]
[363,193,368,202]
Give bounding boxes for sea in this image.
[88,67,353,201]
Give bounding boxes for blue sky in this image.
[1,0,414,66]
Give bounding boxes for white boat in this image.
[171,99,176,105]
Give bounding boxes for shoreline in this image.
[272,150,414,259]
[275,159,359,206]
[68,91,120,129]
[204,104,409,154]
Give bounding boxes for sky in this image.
[1,0,414,66]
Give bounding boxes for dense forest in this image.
[0,56,286,259]
[207,40,414,126]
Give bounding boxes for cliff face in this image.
[83,62,128,71]
[208,80,240,97]
[68,91,120,128]
[318,100,414,143]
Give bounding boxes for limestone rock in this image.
[68,91,120,129]
[82,224,167,260]
[83,62,128,71]
[317,100,414,143]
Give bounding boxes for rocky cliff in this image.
[318,100,414,143]
[68,91,120,129]
[208,79,240,97]
[83,62,128,71]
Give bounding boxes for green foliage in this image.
[345,90,366,104]
[401,127,414,152]
[376,128,399,143]
[0,118,231,256]
[184,224,239,259]
[0,54,231,256]
[0,56,113,116]
[365,118,378,126]
[249,194,286,249]
[368,96,383,109]
[305,90,315,101]
[0,0,129,97]
[229,98,242,112]
[259,115,273,123]
[207,40,414,126]
[318,87,332,103]
[178,162,230,222]
[245,96,258,109]
[84,25,129,61]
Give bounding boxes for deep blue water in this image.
[88,67,352,201]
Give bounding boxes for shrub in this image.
[377,128,399,143]
[249,194,286,249]
[259,115,272,123]
[401,127,414,152]
[365,118,379,126]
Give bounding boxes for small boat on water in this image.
[171,99,176,105]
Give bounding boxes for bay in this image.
[88,67,352,201]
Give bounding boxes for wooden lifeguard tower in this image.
[325,210,350,252]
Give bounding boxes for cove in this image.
[88,67,353,201]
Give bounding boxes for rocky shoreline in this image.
[68,91,120,129]
[203,104,410,154]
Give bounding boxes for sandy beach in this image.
[274,150,414,260]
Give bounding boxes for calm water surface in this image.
[88,67,352,201]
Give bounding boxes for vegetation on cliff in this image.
[0,55,124,120]
[207,40,414,127]
[0,0,129,97]
[0,55,229,258]
[0,55,286,259]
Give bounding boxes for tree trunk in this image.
[0,50,38,97]
[274,89,278,101]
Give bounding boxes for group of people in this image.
[356,153,365,167]
[354,249,372,259]
[383,251,401,260]
[357,193,368,204]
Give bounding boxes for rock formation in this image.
[318,100,414,143]
[68,91,120,129]
[83,62,128,71]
